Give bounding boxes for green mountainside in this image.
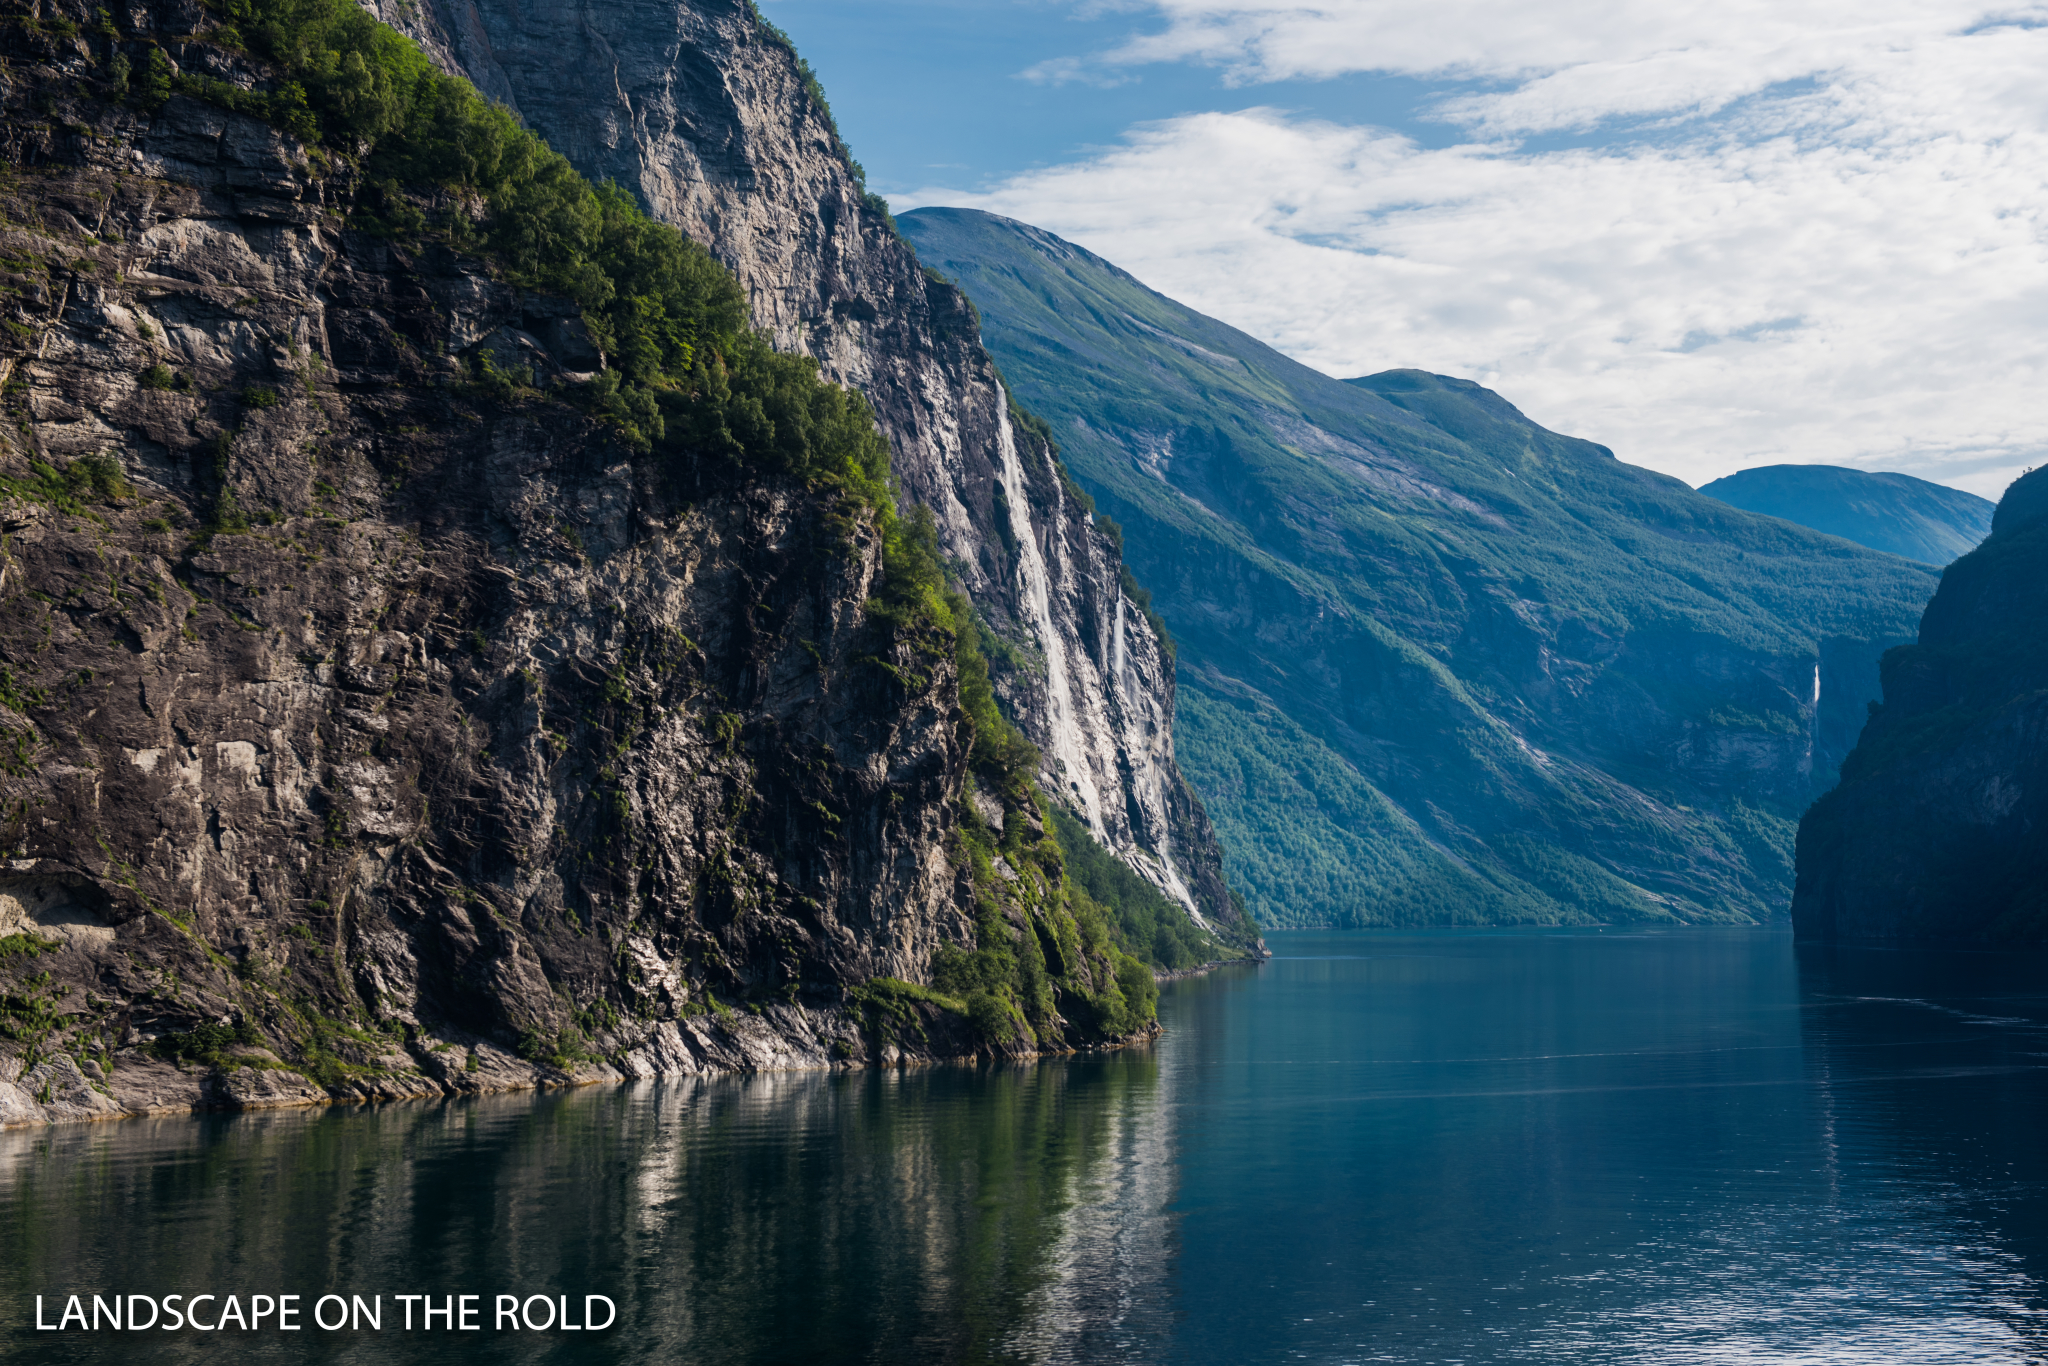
[899,207,1938,927]
[1699,465,1993,566]
[1794,468,2048,942]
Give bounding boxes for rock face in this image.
[0,0,1240,1128]
[1793,469,2048,943]
[359,0,1236,933]
[901,207,1940,928]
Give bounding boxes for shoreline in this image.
[1154,949,1271,984]
[0,956,1269,1133]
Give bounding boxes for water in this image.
[6,928,2048,1363]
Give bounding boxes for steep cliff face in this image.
[357,0,1240,935]
[0,0,1213,1129]
[1793,469,2048,943]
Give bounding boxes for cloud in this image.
[1020,53,1140,87]
[903,9,2048,496]
[1074,2,2048,131]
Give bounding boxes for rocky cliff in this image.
[357,0,1239,936]
[0,0,1243,1129]
[1793,469,2048,942]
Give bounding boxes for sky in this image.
[760,1,2048,497]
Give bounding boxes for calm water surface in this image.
[7,928,2048,1363]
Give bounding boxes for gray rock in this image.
[368,0,1243,932]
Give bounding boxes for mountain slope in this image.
[362,0,1250,948]
[1698,465,1993,566]
[900,207,1938,927]
[1793,469,2048,942]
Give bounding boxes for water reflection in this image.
[1789,941,2048,1361]
[1,1057,1177,1365]
[1159,931,2048,1366]
[9,932,2048,1365]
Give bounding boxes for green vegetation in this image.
[0,931,60,959]
[179,0,889,487]
[860,505,1170,1033]
[851,976,968,1047]
[1,1,1208,1054]
[0,665,47,712]
[151,1017,262,1068]
[136,49,172,110]
[1176,684,1558,926]
[1699,464,1994,566]
[946,587,1040,799]
[0,969,67,1074]
[517,1023,597,1070]
[0,453,132,514]
[930,782,1161,1047]
[1047,805,1217,968]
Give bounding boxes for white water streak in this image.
[995,389,1110,840]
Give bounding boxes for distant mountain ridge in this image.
[1698,465,1993,565]
[900,206,1938,927]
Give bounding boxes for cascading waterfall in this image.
[994,388,1111,840]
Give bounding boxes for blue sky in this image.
[763,1,2048,497]
[763,1,1460,186]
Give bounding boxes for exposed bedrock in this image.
[362,0,1239,931]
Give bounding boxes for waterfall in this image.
[994,388,1110,840]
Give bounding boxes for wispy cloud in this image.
[909,3,2048,495]
[1068,1,2047,128]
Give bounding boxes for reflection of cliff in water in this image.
[0,1059,1176,1365]
[1000,1054,1178,1364]
[1796,941,2048,1357]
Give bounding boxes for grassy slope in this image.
[900,207,1935,927]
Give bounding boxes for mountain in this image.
[358,0,1244,941]
[899,207,1939,928]
[0,0,1247,1128]
[1793,469,2048,942]
[1698,465,1994,566]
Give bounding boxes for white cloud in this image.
[1068,2,2046,130]
[910,4,2048,497]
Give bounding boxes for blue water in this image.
[7,928,2048,1363]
